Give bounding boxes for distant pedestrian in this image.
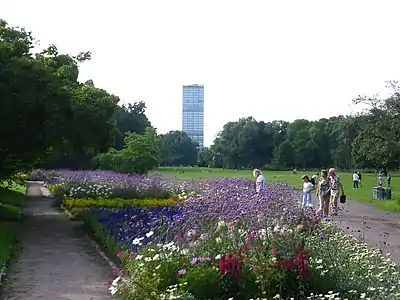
[352,171,359,190]
[378,172,383,186]
[328,168,345,215]
[253,169,266,193]
[317,169,331,217]
[387,174,391,188]
[357,171,362,187]
[301,175,314,208]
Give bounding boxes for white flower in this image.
[146,231,154,238]
[152,254,160,261]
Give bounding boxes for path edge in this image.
[39,185,118,272]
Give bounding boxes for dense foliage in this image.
[92,127,161,174]
[0,19,154,175]
[44,170,400,300]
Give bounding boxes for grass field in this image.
[154,167,400,212]
[0,181,26,268]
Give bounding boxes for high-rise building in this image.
[182,84,204,148]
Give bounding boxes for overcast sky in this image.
[2,0,400,146]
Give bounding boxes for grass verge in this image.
[0,181,26,283]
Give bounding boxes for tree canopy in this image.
[200,83,400,171]
[0,19,153,175]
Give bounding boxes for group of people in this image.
[352,171,362,189]
[301,168,344,216]
[253,168,345,217]
[378,172,392,188]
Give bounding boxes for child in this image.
[301,175,314,207]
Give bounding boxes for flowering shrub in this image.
[41,170,183,199]
[63,197,179,210]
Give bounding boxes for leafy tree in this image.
[35,46,120,169]
[113,102,151,150]
[160,131,198,166]
[93,127,161,174]
[0,20,71,176]
[352,81,400,170]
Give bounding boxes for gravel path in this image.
[1,182,114,300]
[310,192,400,262]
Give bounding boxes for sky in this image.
[2,0,400,146]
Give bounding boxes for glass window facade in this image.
[182,84,204,148]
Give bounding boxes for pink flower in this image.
[116,251,125,258]
[178,268,186,275]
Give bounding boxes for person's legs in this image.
[318,194,323,212]
[330,190,340,214]
[322,194,330,217]
[306,193,312,206]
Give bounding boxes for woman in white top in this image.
[301,175,315,207]
[253,169,266,193]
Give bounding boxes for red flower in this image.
[279,258,295,270]
[219,254,242,280]
[294,247,309,277]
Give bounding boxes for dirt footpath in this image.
[1,182,114,300]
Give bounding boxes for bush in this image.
[63,197,179,210]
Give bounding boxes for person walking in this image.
[357,171,362,187]
[317,169,331,217]
[387,174,392,188]
[253,169,266,193]
[301,175,314,208]
[352,171,359,190]
[328,168,345,215]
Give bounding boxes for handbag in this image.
[340,194,347,203]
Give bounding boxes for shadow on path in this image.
[1,182,114,300]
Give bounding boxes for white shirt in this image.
[256,174,266,192]
[303,182,313,194]
[352,173,359,181]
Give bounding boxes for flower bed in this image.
[78,176,400,300]
[39,170,400,299]
[63,197,179,210]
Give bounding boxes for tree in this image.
[0,20,72,176]
[160,131,198,166]
[93,127,161,174]
[35,45,120,169]
[113,102,151,150]
[352,81,400,170]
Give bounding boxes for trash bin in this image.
[383,188,392,200]
[373,186,385,200]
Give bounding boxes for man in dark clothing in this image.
[357,172,362,187]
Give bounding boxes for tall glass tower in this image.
[182,84,204,148]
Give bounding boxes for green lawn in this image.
[154,167,400,211]
[0,181,26,269]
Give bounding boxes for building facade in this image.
[182,84,204,148]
